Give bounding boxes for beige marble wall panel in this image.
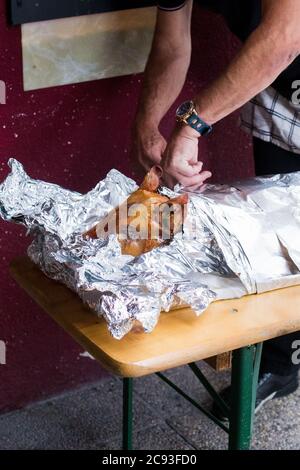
[21,7,156,91]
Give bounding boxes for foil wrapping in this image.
[1,158,300,339]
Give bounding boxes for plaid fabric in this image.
[240,87,300,154]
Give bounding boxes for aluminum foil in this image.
[1,158,300,339]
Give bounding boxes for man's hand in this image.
[161,125,212,190]
[132,124,167,172]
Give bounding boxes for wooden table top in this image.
[10,256,300,377]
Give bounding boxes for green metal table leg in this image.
[123,378,133,450]
[228,344,262,450]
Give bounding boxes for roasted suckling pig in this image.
[84,167,188,256]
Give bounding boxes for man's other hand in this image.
[161,125,212,190]
[131,125,167,173]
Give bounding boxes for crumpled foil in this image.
[1,158,300,339]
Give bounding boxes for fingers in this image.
[152,165,163,178]
[140,159,152,172]
[138,152,162,173]
[139,138,166,170]
[162,170,211,190]
[132,130,167,174]
[172,160,203,177]
[161,155,211,188]
[161,173,177,189]
[179,171,212,188]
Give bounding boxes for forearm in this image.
[135,3,193,129]
[194,3,300,125]
[136,49,190,128]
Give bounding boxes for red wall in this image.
[0,3,253,413]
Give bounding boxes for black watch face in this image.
[177,100,192,117]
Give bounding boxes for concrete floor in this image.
[0,362,299,450]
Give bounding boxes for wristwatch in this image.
[176,100,212,136]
